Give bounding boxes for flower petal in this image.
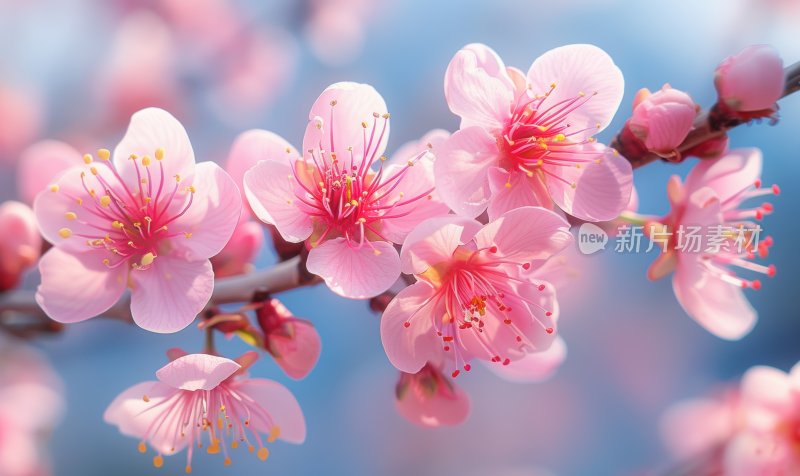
[129,256,214,333]
[17,140,83,205]
[388,129,450,169]
[400,215,482,275]
[155,353,240,391]
[113,107,196,183]
[527,44,624,135]
[723,433,799,476]
[544,145,633,221]
[660,397,737,459]
[396,370,470,427]
[684,149,762,204]
[269,319,322,380]
[236,379,306,443]
[474,206,572,265]
[244,159,313,242]
[169,161,242,261]
[380,281,440,373]
[434,126,500,218]
[444,44,513,131]
[484,336,567,383]
[35,248,127,324]
[306,238,400,298]
[487,167,554,220]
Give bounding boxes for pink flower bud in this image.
[628,85,696,157]
[395,363,470,427]
[0,201,41,291]
[256,298,321,380]
[715,45,784,112]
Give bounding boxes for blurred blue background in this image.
[1,0,799,475]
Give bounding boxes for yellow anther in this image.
[231,441,238,449]
[206,441,220,455]
[100,195,111,207]
[257,447,270,461]
[185,465,192,474]
[76,197,83,205]
[187,185,196,193]
[142,156,151,167]
[184,232,192,239]
[382,113,391,119]
[50,184,59,192]
[579,91,586,97]
[58,228,72,238]
[361,121,368,128]
[140,252,155,267]
[576,164,582,169]
[153,455,164,468]
[350,200,359,206]
[224,457,232,466]
[329,100,337,106]
[554,133,566,142]
[155,148,164,160]
[550,82,557,89]
[285,147,291,154]
[407,160,414,167]
[103,258,110,266]
[65,212,77,220]
[596,122,602,129]
[175,174,181,183]
[505,182,512,189]
[97,149,110,160]
[89,189,96,197]
[537,159,544,167]
[83,154,93,164]
[90,166,98,176]
[570,182,577,189]
[112,221,123,229]
[138,442,147,453]
[129,154,138,160]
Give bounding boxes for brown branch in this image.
[613,60,800,169]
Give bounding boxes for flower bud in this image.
[256,298,321,380]
[0,201,41,291]
[715,45,784,112]
[628,85,696,157]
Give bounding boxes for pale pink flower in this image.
[304,0,377,65]
[715,45,784,113]
[627,85,697,157]
[0,201,41,292]
[104,352,305,472]
[17,140,83,205]
[437,43,632,221]
[256,298,321,380]
[0,338,63,476]
[661,387,740,460]
[395,361,470,428]
[244,82,449,298]
[34,108,241,332]
[646,148,777,339]
[380,207,572,377]
[0,84,43,164]
[210,220,264,278]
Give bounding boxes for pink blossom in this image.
[646,149,777,339]
[437,43,632,221]
[210,220,263,278]
[17,140,83,205]
[395,361,470,428]
[0,201,41,292]
[627,85,697,157]
[256,298,321,380]
[304,0,377,65]
[104,352,305,472]
[0,84,43,164]
[244,82,449,298]
[715,45,784,112]
[34,108,241,332]
[0,338,63,476]
[661,387,740,460]
[380,207,572,377]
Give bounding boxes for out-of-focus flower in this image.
[210,220,263,278]
[661,387,740,460]
[395,361,470,427]
[17,140,82,205]
[156,0,240,60]
[104,352,305,473]
[304,0,379,65]
[645,149,777,339]
[715,45,784,113]
[0,338,63,476]
[381,207,572,378]
[0,84,43,164]
[34,108,241,332]
[437,43,632,221]
[256,298,321,380]
[627,85,697,158]
[244,82,448,298]
[0,201,41,291]
[97,11,182,126]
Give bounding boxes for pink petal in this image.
[155,353,240,391]
[17,140,83,205]
[527,44,624,136]
[301,82,389,171]
[244,158,313,242]
[434,126,500,218]
[35,248,127,324]
[306,238,400,298]
[388,129,450,168]
[474,206,573,265]
[506,66,528,97]
[103,381,184,455]
[723,433,799,476]
[169,161,242,261]
[740,366,793,422]
[377,155,450,244]
[269,320,322,380]
[211,220,264,278]
[544,145,633,221]
[684,149,762,205]
[487,167,554,220]
[0,201,41,290]
[112,108,196,184]
[396,370,470,427]
[715,45,784,112]
[485,336,567,383]
[672,253,756,340]
[444,44,513,131]
[236,379,306,443]
[400,216,482,275]
[380,281,441,373]
[129,256,214,333]
[660,397,737,459]
[225,129,298,215]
